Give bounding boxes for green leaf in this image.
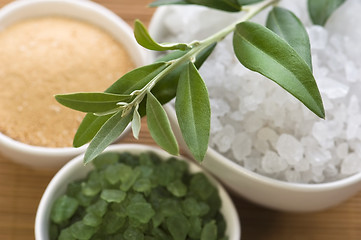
[84,110,132,164]
[308,0,345,26]
[146,91,179,155]
[266,6,312,70]
[132,105,142,139]
[237,0,263,5]
[73,62,167,147]
[138,43,216,116]
[186,0,241,12]
[233,21,325,119]
[149,0,188,7]
[73,114,112,147]
[175,62,210,162]
[55,92,130,113]
[134,20,189,51]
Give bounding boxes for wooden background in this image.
[0,0,360,239]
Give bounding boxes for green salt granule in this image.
[51,195,79,224]
[104,164,124,184]
[124,227,144,240]
[93,152,120,170]
[86,199,108,217]
[133,178,152,192]
[101,189,126,203]
[50,151,227,240]
[58,227,75,240]
[81,171,102,196]
[188,216,202,239]
[70,221,97,240]
[120,167,141,191]
[166,214,190,240]
[166,179,187,197]
[101,211,126,234]
[201,220,218,240]
[182,197,209,217]
[82,212,102,227]
[189,173,216,200]
[126,202,155,224]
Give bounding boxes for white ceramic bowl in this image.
[150,7,361,212]
[35,144,241,240]
[0,0,147,169]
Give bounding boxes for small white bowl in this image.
[148,6,361,212]
[0,0,147,169]
[35,144,241,240]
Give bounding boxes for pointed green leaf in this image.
[186,0,241,12]
[149,0,188,7]
[134,20,189,51]
[237,0,263,5]
[72,62,167,147]
[138,43,217,116]
[73,114,112,148]
[175,62,210,162]
[146,91,179,155]
[106,62,167,94]
[55,92,130,113]
[308,0,345,26]
[84,110,132,164]
[266,7,312,70]
[233,21,324,118]
[132,106,142,139]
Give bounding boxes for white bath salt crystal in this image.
[294,158,310,172]
[311,164,325,177]
[346,114,361,140]
[244,114,263,133]
[229,110,244,121]
[324,164,339,179]
[231,132,252,161]
[244,157,259,171]
[312,174,325,183]
[261,151,288,174]
[300,170,313,183]
[254,138,269,154]
[336,142,349,159]
[347,95,360,116]
[307,25,329,49]
[213,124,235,153]
[257,127,279,149]
[276,134,304,165]
[325,120,343,139]
[285,169,301,183]
[341,153,361,175]
[345,61,359,83]
[312,122,334,148]
[318,77,349,99]
[306,146,331,166]
[210,98,230,117]
[210,115,222,134]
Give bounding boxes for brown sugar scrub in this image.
[0,17,135,148]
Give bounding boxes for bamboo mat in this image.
[0,0,360,239]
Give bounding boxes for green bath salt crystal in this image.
[50,151,227,239]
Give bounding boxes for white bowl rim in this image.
[35,143,241,240]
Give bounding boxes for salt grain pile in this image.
[159,0,361,183]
